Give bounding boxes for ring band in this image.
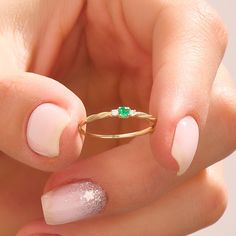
[79,106,157,139]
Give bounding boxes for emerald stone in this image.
[118,106,131,118]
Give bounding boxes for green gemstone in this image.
[118,106,131,118]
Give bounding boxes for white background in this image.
[192,1,236,235]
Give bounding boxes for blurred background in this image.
[192,1,236,235]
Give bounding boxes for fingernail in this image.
[171,116,199,176]
[41,181,107,225]
[27,103,70,157]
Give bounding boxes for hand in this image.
[18,164,226,236]
[0,0,232,235]
[18,66,233,235]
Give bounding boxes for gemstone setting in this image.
[118,106,131,118]
[111,106,136,118]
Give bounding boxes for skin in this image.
[18,164,227,236]
[0,0,234,235]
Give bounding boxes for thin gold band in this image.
[79,108,157,139]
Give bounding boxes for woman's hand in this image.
[18,164,226,236]
[18,65,234,235]
[0,0,233,235]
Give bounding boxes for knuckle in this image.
[194,0,228,50]
[198,170,228,227]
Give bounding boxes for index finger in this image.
[122,0,228,174]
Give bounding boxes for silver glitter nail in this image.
[41,181,107,225]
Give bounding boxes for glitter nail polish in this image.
[41,181,107,225]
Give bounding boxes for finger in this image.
[0,0,87,171]
[120,0,228,174]
[19,65,236,225]
[9,65,236,230]
[188,65,236,173]
[149,0,228,175]
[0,0,86,76]
[17,164,227,236]
[0,72,86,171]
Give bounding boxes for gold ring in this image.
[79,106,157,139]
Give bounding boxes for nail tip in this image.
[35,150,59,158]
[41,181,107,225]
[172,116,199,177]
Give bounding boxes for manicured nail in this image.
[41,181,107,225]
[27,103,70,157]
[171,116,199,176]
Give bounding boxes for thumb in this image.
[0,72,86,171]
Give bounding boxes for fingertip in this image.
[0,72,87,172]
[150,112,200,176]
[150,119,179,172]
[26,98,86,172]
[57,93,87,164]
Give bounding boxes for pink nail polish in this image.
[27,103,70,157]
[171,116,199,176]
[41,181,107,225]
